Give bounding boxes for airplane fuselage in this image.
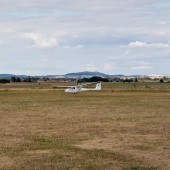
[65,87,94,93]
[65,82,101,93]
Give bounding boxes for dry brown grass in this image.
[0,82,170,169]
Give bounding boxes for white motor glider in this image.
[57,82,102,94]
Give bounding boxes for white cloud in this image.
[129,41,146,47]
[76,45,84,48]
[131,66,153,70]
[152,31,166,36]
[129,41,170,48]
[0,28,13,34]
[104,63,113,70]
[83,63,98,72]
[22,30,78,48]
[23,32,57,48]
[150,43,170,48]
[129,60,153,70]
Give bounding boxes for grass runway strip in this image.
[0,82,170,169]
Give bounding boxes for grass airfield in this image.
[0,82,170,170]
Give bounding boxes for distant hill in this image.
[65,71,109,78]
[0,72,125,79]
[0,74,14,78]
[0,74,28,78]
[2,72,169,79]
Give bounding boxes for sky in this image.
[0,0,170,75]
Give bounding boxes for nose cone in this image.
[65,89,69,93]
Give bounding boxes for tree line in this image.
[78,76,109,83]
[0,76,33,83]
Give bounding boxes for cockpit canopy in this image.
[69,86,76,90]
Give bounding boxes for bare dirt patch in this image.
[75,134,170,169]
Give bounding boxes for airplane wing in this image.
[52,82,100,88]
[80,82,99,86]
[52,85,74,88]
[52,85,83,88]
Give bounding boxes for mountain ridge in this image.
[0,72,170,79]
[65,71,109,78]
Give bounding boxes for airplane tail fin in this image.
[95,82,102,90]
